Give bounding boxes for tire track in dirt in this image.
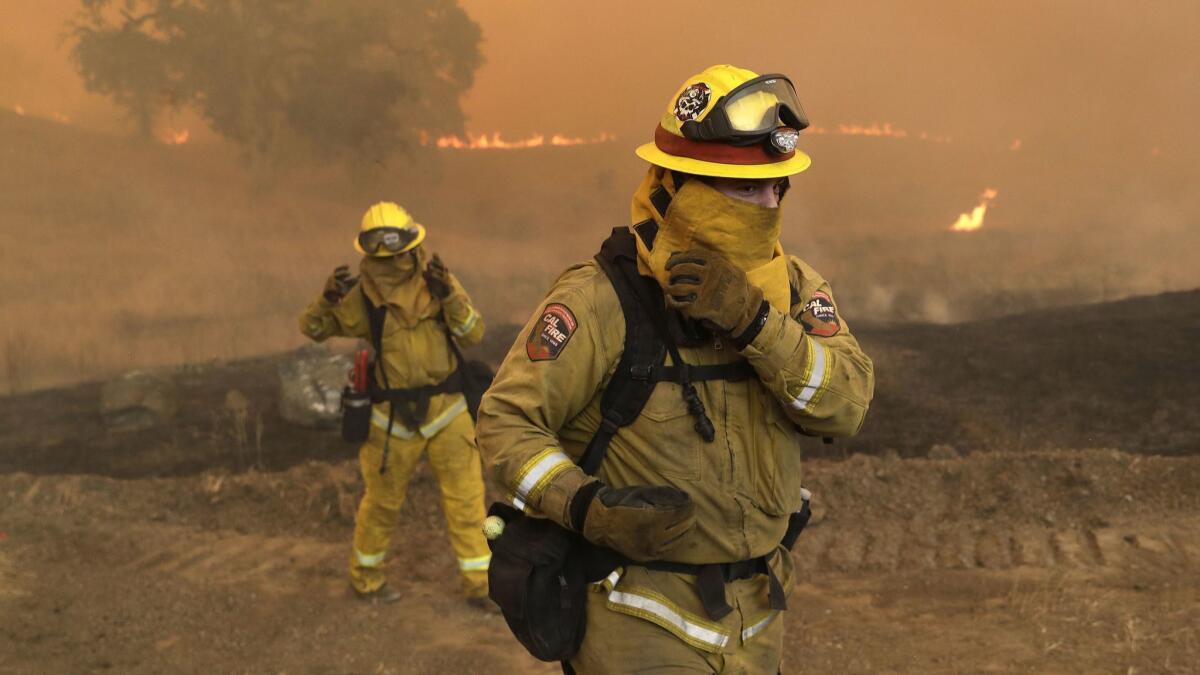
[122,524,344,593]
[793,519,1198,573]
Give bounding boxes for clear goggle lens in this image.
[722,76,807,134]
[359,227,418,254]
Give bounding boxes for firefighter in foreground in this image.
[299,202,492,605]
[477,65,875,671]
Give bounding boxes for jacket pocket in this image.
[633,383,702,481]
[747,400,805,516]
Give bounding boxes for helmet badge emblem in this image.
[673,83,712,122]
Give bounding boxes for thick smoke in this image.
[1,0,1197,391]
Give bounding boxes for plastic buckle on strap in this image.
[629,364,653,381]
[599,416,621,434]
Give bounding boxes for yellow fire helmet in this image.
[635,64,813,179]
[353,201,426,257]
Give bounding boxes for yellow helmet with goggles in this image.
[354,201,426,257]
[635,64,812,179]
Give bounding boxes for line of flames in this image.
[424,131,617,150]
[807,122,952,144]
[950,188,999,232]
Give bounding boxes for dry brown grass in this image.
[3,109,1198,393]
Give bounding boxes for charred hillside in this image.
[0,290,1195,478]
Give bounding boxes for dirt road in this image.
[2,450,1195,674]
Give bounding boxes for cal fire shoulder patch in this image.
[526,303,578,361]
[798,290,841,337]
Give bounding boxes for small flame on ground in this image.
[426,131,616,150]
[13,104,25,116]
[807,122,951,144]
[161,129,190,145]
[950,188,998,233]
[1010,139,1023,151]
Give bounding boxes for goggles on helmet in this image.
[679,74,809,149]
[358,227,420,256]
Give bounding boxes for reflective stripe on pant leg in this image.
[419,397,468,438]
[425,412,492,596]
[350,429,427,593]
[458,554,491,571]
[372,407,417,438]
[604,586,732,653]
[741,610,779,644]
[355,549,385,568]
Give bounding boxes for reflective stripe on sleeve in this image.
[450,307,481,337]
[741,611,779,644]
[513,448,574,504]
[594,567,624,592]
[354,549,386,568]
[458,554,491,571]
[789,338,829,413]
[605,587,732,653]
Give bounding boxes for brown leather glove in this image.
[323,265,357,304]
[570,481,696,562]
[422,253,452,299]
[663,248,764,335]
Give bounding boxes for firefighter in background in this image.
[477,65,875,671]
[299,201,492,605]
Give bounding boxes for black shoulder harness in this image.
[577,228,755,475]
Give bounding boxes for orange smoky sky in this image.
[3,0,1197,156]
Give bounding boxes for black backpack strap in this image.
[579,229,666,475]
[362,287,387,358]
[604,240,716,443]
[360,288,399,472]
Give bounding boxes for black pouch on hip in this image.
[781,495,813,551]
[340,387,372,443]
[486,503,588,662]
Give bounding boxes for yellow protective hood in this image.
[359,249,435,327]
[631,168,791,312]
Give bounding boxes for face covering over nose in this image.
[359,249,433,327]
[634,175,792,313]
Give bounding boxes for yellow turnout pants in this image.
[348,409,491,597]
[570,571,786,674]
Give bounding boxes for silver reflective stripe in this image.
[607,590,731,651]
[371,408,417,439]
[514,449,573,502]
[458,554,491,571]
[370,398,467,440]
[789,339,828,412]
[741,611,778,643]
[354,549,385,568]
[511,494,528,512]
[450,308,481,337]
[419,398,467,438]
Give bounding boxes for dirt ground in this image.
[2,290,1198,673]
[1,448,1196,674]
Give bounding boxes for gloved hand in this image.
[422,253,452,299]
[571,482,696,562]
[663,248,764,336]
[323,265,357,304]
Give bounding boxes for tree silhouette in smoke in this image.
[69,0,482,167]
